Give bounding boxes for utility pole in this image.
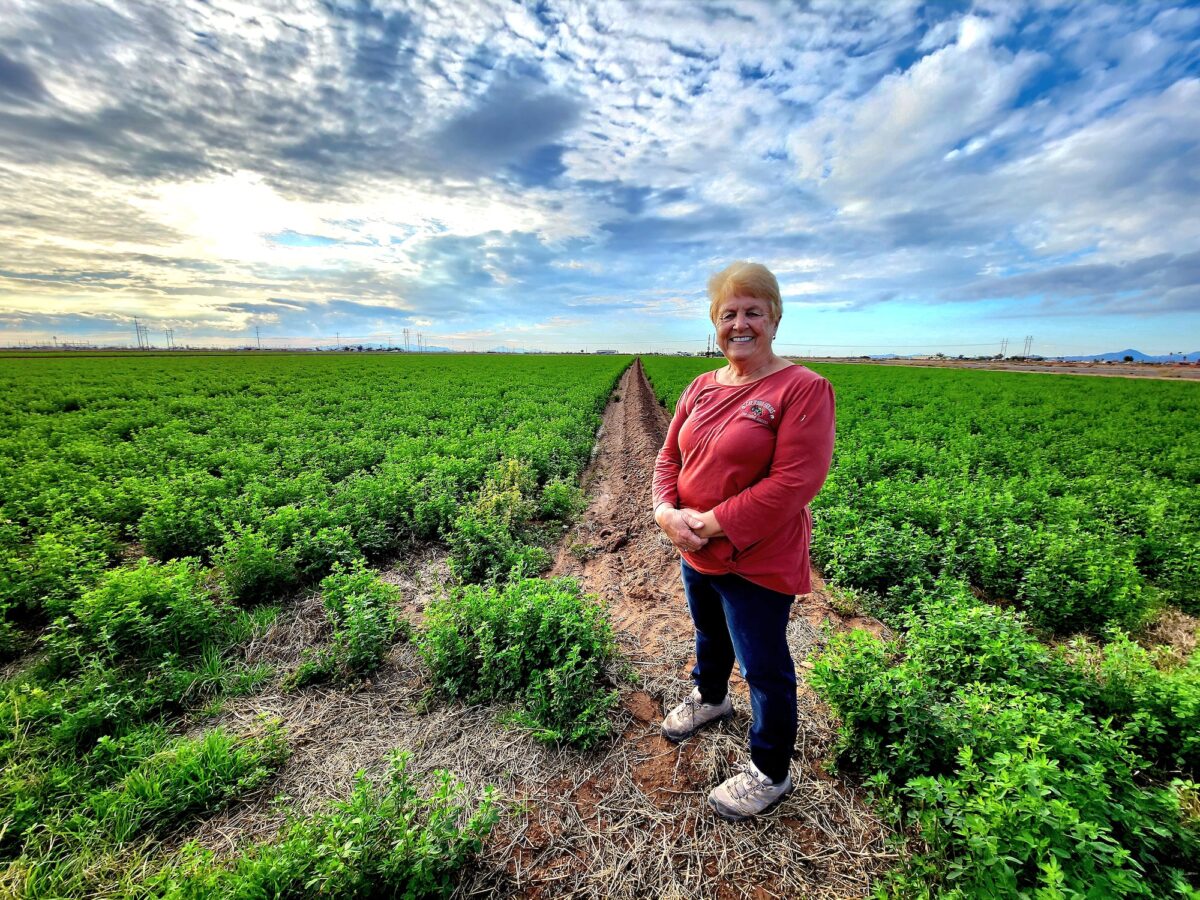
[256,326,262,350]
[336,331,341,350]
[1023,335,1033,357]
[133,318,143,349]
[1000,338,1008,357]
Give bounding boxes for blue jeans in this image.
[681,559,797,784]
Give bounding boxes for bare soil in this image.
[177,359,896,898]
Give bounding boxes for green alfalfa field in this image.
[1,351,1197,898]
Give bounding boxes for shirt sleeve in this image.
[712,376,835,551]
[651,378,697,511]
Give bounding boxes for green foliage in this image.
[287,563,408,687]
[447,458,549,583]
[641,357,1199,629]
[153,751,497,899]
[420,577,618,748]
[0,518,115,622]
[215,527,300,605]
[137,478,228,562]
[539,477,588,520]
[1060,632,1200,773]
[83,722,289,843]
[810,596,1199,898]
[47,558,226,670]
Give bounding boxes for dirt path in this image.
[548,358,690,656]
[183,359,893,899]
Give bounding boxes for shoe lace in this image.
[729,763,770,801]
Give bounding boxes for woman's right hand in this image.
[654,504,709,552]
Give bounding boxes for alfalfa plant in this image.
[287,562,408,687]
[420,576,618,748]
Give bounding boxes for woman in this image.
[652,261,835,821]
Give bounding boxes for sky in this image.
[0,0,1198,356]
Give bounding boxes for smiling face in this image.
[715,295,778,370]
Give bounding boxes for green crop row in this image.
[1,353,630,649]
[812,589,1199,898]
[640,357,1200,897]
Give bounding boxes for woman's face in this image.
[715,295,777,368]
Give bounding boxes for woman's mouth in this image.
[730,336,753,343]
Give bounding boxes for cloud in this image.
[0,49,48,103]
[436,63,582,176]
[0,1,1197,353]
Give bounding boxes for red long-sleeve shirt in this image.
[652,364,836,595]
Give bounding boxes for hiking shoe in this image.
[661,687,733,742]
[707,762,793,822]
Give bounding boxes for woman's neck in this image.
[721,354,786,385]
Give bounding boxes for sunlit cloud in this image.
[0,0,1197,355]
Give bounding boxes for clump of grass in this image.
[86,720,289,843]
[420,576,618,748]
[152,751,497,899]
[3,722,289,897]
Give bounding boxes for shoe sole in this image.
[707,783,793,822]
[660,710,733,744]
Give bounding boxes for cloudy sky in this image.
[1,0,1198,355]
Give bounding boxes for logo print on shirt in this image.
[740,398,777,423]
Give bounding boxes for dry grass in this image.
[174,567,895,899]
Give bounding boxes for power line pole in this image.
[256,326,262,350]
[133,318,142,349]
[1023,335,1033,357]
[999,338,1008,357]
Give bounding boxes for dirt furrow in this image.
[550,359,690,657]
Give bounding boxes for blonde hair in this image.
[707,261,782,325]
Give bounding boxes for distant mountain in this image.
[1057,349,1200,363]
